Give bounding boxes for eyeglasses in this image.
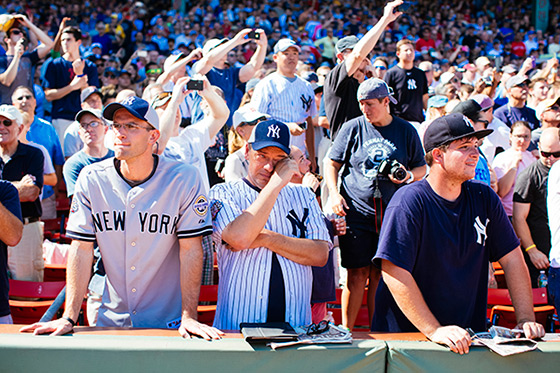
[0,119,13,127]
[110,122,154,132]
[540,150,560,158]
[14,94,33,101]
[477,119,489,128]
[79,121,103,130]
[241,116,267,127]
[374,65,387,70]
[306,320,329,335]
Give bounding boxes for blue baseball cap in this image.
[357,78,397,104]
[423,113,493,153]
[248,119,291,155]
[103,96,160,130]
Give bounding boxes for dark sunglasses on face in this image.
[374,65,387,70]
[241,116,267,126]
[10,29,21,36]
[1,119,13,127]
[541,150,560,158]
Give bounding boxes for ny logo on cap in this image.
[463,116,473,128]
[267,124,280,138]
[122,96,136,105]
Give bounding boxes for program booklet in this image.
[470,326,538,356]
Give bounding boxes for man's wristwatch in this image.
[63,316,76,327]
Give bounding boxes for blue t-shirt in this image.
[43,57,100,120]
[63,149,115,197]
[0,181,22,317]
[26,117,64,199]
[328,115,426,222]
[474,150,491,187]
[206,66,243,128]
[493,104,539,130]
[372,179,519,332]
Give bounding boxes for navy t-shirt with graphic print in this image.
[372,179,519,332]
[328,115,425,221]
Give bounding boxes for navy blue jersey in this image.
[372,179,519,332]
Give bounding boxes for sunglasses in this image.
[541,150,560,158]
[0,119,13,127]
[374,65,387,70]
[10,29,21,36]
[147,68,162,75]
[241,116,267,127]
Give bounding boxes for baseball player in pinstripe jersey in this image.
[251,39,318,171]
[210,119,331,330]
[21,97,223,340]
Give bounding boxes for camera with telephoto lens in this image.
[377,159,407,181]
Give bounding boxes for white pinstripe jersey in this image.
[251,72,317,151]
[209,179,332,330]
[66,155,212,328]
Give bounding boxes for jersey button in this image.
[130,266,136,271]
[132,288,137,293]
[131,242,136,247]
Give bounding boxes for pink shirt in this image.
[492,149,537,215]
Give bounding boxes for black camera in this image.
[378,159,407,181]
[186,79,203,91]
[248,30,260,40]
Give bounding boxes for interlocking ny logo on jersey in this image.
[407,78,417,90]
[300,94,313,111]
[474,216,489,245]
[286,208,308,238]
[267,124,281,138]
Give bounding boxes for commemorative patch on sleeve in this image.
[70,197,79,214]
[193,195,209,216]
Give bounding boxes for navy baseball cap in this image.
[423,113,493,153]
[248,119,291,155]
[357,78,397,104]
[103,96,160,130]
[450,99,482,122]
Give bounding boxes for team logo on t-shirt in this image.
[70,197,79,214]
[193,195,209,216]
[407,79,417,90]
[360,138,397,179]
[474,216,490,245]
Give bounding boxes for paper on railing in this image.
[268,324,352,350]
[472,326,538,356]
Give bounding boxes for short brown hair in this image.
[62,26,82,41]
[396,39,414,52]
[424,143,450,166]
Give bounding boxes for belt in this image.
[23,217,40,225]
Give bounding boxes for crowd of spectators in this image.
[0,0,559,352]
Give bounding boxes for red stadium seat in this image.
[488,288,556,331]
[197,285,218,325]
[9,280,66,324]
[43,264,67,282]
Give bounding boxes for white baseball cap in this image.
[232,105,269,129]
[0,105,23,126]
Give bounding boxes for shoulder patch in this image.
[193,195,209,216]
[70,197,79,214]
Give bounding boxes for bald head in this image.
[539,127,560,167]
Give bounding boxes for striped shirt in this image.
[210,179,331,330]
[251,72,317,151]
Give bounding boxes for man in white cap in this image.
[22,97,222,339]
[0,104,44,281]
[193,29,268,126]
[252,38,317,170]
[532,97,560,145]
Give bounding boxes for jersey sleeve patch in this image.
[193,195,209,217]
